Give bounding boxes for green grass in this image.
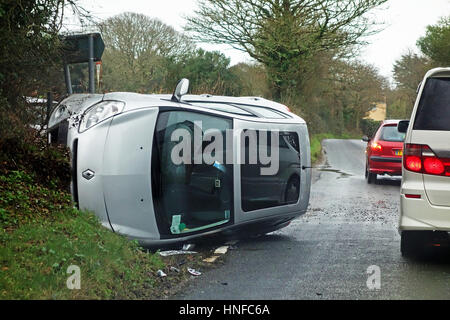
[0,170,166,299]
[310,132,361,164]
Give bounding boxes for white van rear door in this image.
[411,76,450,207]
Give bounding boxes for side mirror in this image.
[171,78,189,102]
[398,120,409,133]
[362,135,370,142]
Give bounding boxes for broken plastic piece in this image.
[157,270,167,277]
[158,250,197,257]
[170,266,180,273]
[203,256,220,263]
[187,268,201,276]
[183,243,196,251]
[214,246,229,255]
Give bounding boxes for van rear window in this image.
[413,77,450,131]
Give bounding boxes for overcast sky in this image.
[70,0,450,81]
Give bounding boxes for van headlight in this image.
[79,100,125,133]
[48,104,68,128]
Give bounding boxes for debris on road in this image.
[183,243,196,251]
[187,268,202,276]
[158,250,197,257]
[203,256,220,263]
[157,270,167,277]
[170,266,180,273]
[214,246,229,255]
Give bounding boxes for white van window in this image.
[152,111,233,236]
[242,106,287,119]
[414,78,450,131]
[189,102,254,116]
[241,130,301,212]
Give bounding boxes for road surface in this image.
[175,139,450,300]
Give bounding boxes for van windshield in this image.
[414,77,450,131]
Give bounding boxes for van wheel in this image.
[401,231,427,257]
[365,165,377,184]
[285,176,300,203]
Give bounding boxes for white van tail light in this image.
[404,144,450,176]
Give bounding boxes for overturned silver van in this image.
[47,80,311,246]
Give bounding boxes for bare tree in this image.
[186,0,387,99]
[100,12,193,62]
[99,12,195,92]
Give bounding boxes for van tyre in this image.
[401,231,429,257]
[285,175,300,203]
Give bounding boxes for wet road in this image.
[176,139,450,300]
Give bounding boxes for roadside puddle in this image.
[317,166,353,179]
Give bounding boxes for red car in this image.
[363,120,406,183]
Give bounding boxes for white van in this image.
[47,80,311,247]
[398,68,450,256]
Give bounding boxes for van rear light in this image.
[423,157,445,175]
[404,144,450,176]
[405,156,422,172]
[405,194,421,199]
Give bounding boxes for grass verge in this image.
[0,169,222,299]
[0,170,169,299]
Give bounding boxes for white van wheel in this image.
[401,231,429,257]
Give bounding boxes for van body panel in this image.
[48,91,311,247]
[399,67,450,233]
[102,108,160,240]
[233,119,310,224]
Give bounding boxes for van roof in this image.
[424,67,450,79]
[103,92,305,123]
[56,92,306,126]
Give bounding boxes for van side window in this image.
[414,77,450,131]
[241,130,301,212]
[152,111,233,237]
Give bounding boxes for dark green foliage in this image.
[360,119,382,138]
[389,17,449,121]
[0,0,67,109]
[417,16,450,66]
[0,132,71,192]
[166,49,241,95]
